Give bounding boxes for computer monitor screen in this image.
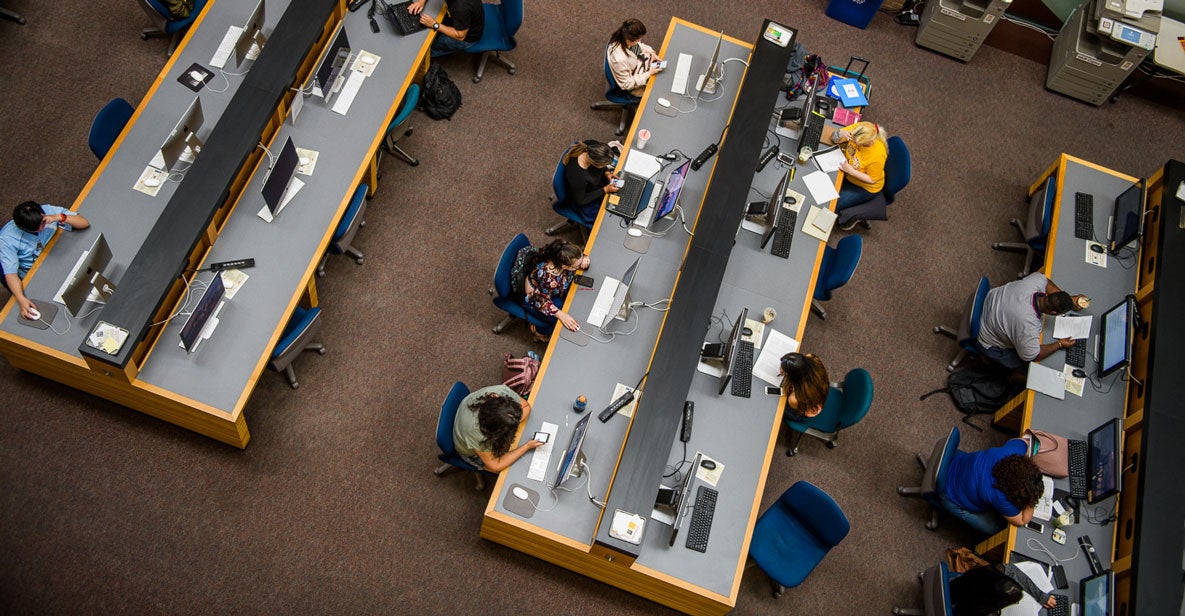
[1079,571,1112,616]
[154,97,205,172]
[668,451,703,547]
[233,0,266,67]
[57,233,115,317]
[1088,417,1122,503]
[261,136,299,214]
[552,413,591,488]
[695,31,724,100]
[179,274,226,353]
[1097,297,1131,378]
[608,258,640,324]
[652,161,691,226]
[718,307,749,395]
[312,22,351,100]
[1108,182,1144,255]
[759,169,793,250]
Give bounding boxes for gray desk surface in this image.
[0,0,292,355]
[1013,156,1139,603]
[137,5,440,412]
[491,23,835,595]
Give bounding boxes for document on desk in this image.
[1027,362,1066,400]
[753,328,799,386]
[1053,315,1092,339]
[526,421,559,482]
[802,206,836,242]
[622,151,661,178]
[331,71,366,115]
[1032,475,1055,521]
[802,170,839,204]
[1001,561,1055,616]
[814,148,847,174]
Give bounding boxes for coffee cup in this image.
[762,307,777,323]
[636,129,651,150]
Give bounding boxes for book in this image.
[833,107,861,125]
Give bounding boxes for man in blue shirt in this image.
[940,437,1044,535]
[1,201,90,320]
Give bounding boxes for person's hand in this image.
[1057,337,1076,350]
[604,179,620,194]
[418,13,435,27]
[18,297,38,320]
[407,0,425,14]
[839,161,856,174]
[526,439,545,449]
[648,63,663,76]
[557,310,580,332]
[577,255,591,270]
[1044,597,1057,609]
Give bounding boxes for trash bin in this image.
[825,0,885,29]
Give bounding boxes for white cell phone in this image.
[610,178,625,188]
[533,431,549,443]
[656,60,668,69]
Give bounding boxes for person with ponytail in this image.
[607,18,663,98]
[562,140,620,221]
[778,353,831,421]
[830,121,889,212]
[452,384,540,472]
[524,239,590,337]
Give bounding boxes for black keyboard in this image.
[385,1,427,35]
[1049,594,1069,616]
[607,174,647,220]
[685,485,718,553]
[1074,192,1094,240]
[799,111,825,152]
[1065,339,1087,368]
[730,340,755,398]
[770,210,798,259]
[1068,439,1088,500]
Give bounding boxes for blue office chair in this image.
[138,0,207,56]
[317,184,368,277]
[896,426,961,530]
[836,136,912,229]
[545,143,594,238]
[785,368,873,456]
[749,481,850,598]
[434,381,497,490]
[992,176,1055,278]
[89,98,135,161]
[490,234,556,336]
[590,56,640,136]
[267,306,326,389]
[811,234,863,319]
[468,0,522,83]
[932,275,990,372]
[893,561,957,616]
[373,84,420,192]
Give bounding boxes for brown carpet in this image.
[2,1,1182,614]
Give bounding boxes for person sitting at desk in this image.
[778,352,830,421]
[408,0,484,58]
[1,201,90,320]
[607,18,663,99]
[831,122,889,213]
[524,239,589,339]
[976,273,1086,371]
[453,384,542,472]
[940,437,1044,535]
[563,140,620,222]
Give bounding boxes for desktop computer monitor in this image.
[56,233,117,317]
[1097,297,1131,378]
[1079,570,1113,616]
[1087,417,1123,504]
[594,258,640,329]
[151,97,205,172]
[308,22,351,101]
[667,451,703,547]
[261,136,300,215]
[1108,181,1144,255]
[651,160,690,228]
[695,31,724,100]
[552,413,591,489]
[233,0,267,68]
[179,274,226,353]
[759,169,793,250]
[718,307,749,395]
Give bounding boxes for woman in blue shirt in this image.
[940,437,1044,535]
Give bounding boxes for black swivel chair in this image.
[991,176,1055,279]
[896,427,961,530]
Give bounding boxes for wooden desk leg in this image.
[301,276,319,309]
[367,156,379,198]
[976,528,1012,562]
[992,391,1028,433]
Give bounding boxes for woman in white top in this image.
[606,19,663,98]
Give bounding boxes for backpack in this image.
[949,564,1024,616]
[166,0,194,19]
[920,364,1021,431]
[501,353,540,398]
[508,245,538,301]
[783,48,828,101]
[420,64,462,120]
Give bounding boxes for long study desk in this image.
[481,18,842,615]
[0,0,442,447]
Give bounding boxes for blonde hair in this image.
[848,122,888,148]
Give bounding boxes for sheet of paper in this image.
[1001,561,1056,616]
[1063,365,1085,397]
[623,151,661,177]
[696,453,724,487]
[1027,362,1066,400]
[1176,180,1185,201]
[1053,315,1092,339]
[743,318,765,349]
[1085,241,1107,267]
[696,360,724,378]
[1033,475,1055,521]
[526,421,559,481]
[802,170,839,204]
[220,269,249,300]
[351,50,380,76]
[134,166,167,196]
[611,383,639,419]
[801,206,833,242]
[753,328,800,386]
[814,148,847,173]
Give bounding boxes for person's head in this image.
[610,18,647,49]
[473,393,523,457]
[537,239,584,271]
[778,352,830,412]
[1040,291,1075,316]
[562,140,615,169]
[12,201,44,234]
[846,122,888,148]
[991,454,1044,512]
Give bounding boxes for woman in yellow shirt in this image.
[832,122,889,212]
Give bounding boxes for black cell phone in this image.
[574,275,594,288]
[1026,520,1045,534]
[764,385,781,396]
[533,431,549,443]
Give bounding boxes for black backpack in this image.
[921,364,1021,431]
[508,246,538,301]
[420,64,462,120]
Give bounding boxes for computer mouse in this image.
[1089,244,1105,253]
[742,327,752,336]
[700,459,716,471]
[361,56,376,65]
[785,196,797,205]
[25,307,40,321]
[299,157,310,166]
[189,70,206,82]
[657,97,672,107]
[1072,369,1087,379]
[144,178,161,188]
[627,228,643,237]
[512,486,529,500]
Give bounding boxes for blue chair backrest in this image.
[334,184,368,241]
[932,427,961,497]
[273,306,319,358]
[436,381,471,456]
[966,276,991,342]
[603,56,634,102]
[1030,176,1056,251]
[883,136,911,205]
[837,368,873,429]
[388,84,420,135]
[493,233,530,300]
[89,98,135,160]
[500,0,523,38]
[816,235,863,301]
[779,481,850,548]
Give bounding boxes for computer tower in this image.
[1046,0,1154,105]
[915,0,1013,62]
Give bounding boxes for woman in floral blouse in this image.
[524,239,590,338]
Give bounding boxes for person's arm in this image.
[476,439,543,472]
[421,16,468,41]
[839,161,874,185]
[608,45,651,92]
[1003,506,1034,527]
[1033,337,1074,362]
[1045,278,1062,295]
[565,165,609,207]
[407,0,426,14]
[5,272,37,319]
[42,207,89,231]
[1000,563,1056,608]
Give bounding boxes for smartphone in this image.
[574,274,594,288]
[533,431,549,443]
[764,385,781,396]
[1026,520,1045,534]
[609,178,625,188]
[656,60,668,70]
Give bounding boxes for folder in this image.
[827,77,868,108]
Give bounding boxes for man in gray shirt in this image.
[976,273,1083,370]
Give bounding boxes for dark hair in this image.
[950,564,1023,616]
[528,239,583,272]
[991,455,1044,511]
[779,353,830,412]
[562,140,614,168]
[13,201,44,233]
[473,393,523,457]
[1045,291,1075,315]
[609,18,647,50]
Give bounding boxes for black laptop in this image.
[385,1,428,35]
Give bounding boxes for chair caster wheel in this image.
[318,348,327,355]
[473,76,482,84]
[926,521,939,531]
[932,326,942,334]
[290,382,300,390]
[409,160,420,167]
[317,271,325,278]
[141,33,149,40]
[826,441,837,449]
[405,128,414,137]
[785,449,797,457]
[508,68,517,75]
[355,257,364,265]
[896,487,907,495]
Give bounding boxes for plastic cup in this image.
[763,307,777,323]
[636,129,651,150]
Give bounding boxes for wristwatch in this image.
[59,213,68,223]
[432,22,439,31]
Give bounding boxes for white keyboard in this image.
[526,421,559,482]
[671,53,693,95]
[331,70,366,115]
[586,276,622,328]
[210,26,244,69]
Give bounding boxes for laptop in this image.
[385,1,428,35]
[604,172,657,221]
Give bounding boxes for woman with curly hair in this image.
[452,384,542,472]
[940,437,1045,535]
[524,239,590,338]
[778,352,830,421]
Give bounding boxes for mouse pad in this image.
[503,483,538,519]
[178,63,214,92]
[16,300,57,330]
[623,232,652,254]
[559,328,589,346]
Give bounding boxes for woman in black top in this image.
[562,140,619,222]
